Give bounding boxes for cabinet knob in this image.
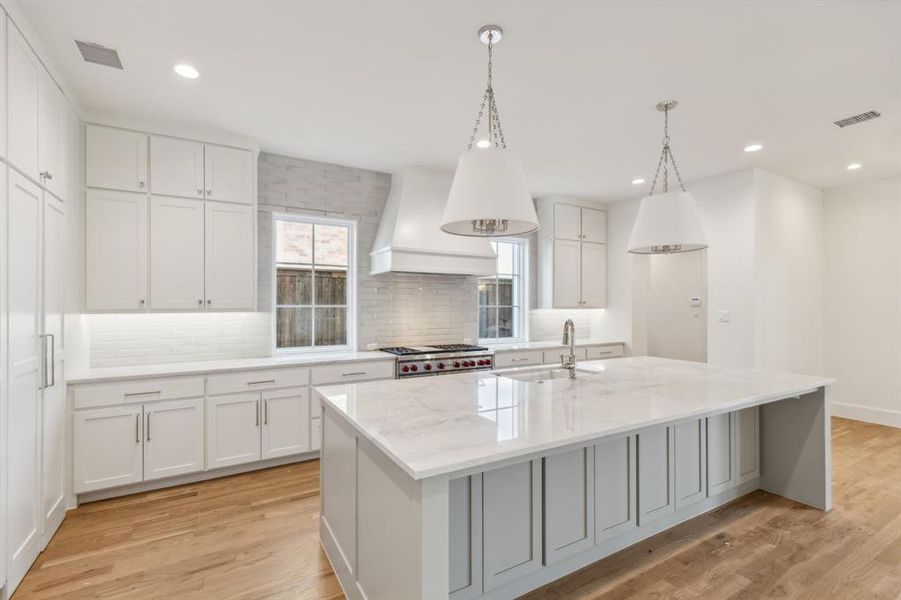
[198,299,203,305]
[207,299,212,305]
[138,181,145,188]
[206,189,212,195]
[197,188,203,195]
[40,170,52,181]
[139,299,145,305]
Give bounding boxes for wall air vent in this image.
[834,110,881,128]
[75,40,123,69]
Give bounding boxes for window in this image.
[479,239,527,341]
[274,215,355,351]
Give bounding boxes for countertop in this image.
[315,356,834,480]
[67,351,393,384]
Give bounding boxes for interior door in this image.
[149,135,204,199]
[204,144,253,204]
[149,196,205,309]
[553,239,581,308]
[580,242,607,308]
[7,23,40,180]
[143,398,205,481]
[204,201,254,309]
[206,393,261,468]
[261,388,310,459]
[73,405,144,493]
[41,193,66,542]
[85,189,148,310]
[38,69,66,198]
[86,125,147,192]
[647,250,707,362]
[6,172,43,591]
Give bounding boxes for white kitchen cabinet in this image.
[553,239,581,308]
[143,398,205,481]
[543,447,595,564]
[637,424,675,525]
[0,14,6,159]
[74,404,144,493]
[449,475,483,600]
[580,242,607,308]
[706,412,734,496]
[86,189,148,310]
[736,406,760,484]
[493,349,544,369]
[594,435,637,543]
[311,417,322,451]
[204,201,255,309]
[206,393,262,468]
[553,203,581,241]
[585,344,624,360]
[261,388,311,459]
[7,23,40,181]
[38,69,67,198]
[150,135,204,199]
[204,144,254,204]
[482,460,542,590]
[86,125,148,192]
[581,207,607,243]
[674,418,707,509]
[149,196,205,310]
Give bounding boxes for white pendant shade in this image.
[441,148,539,237]
[628,191,708,254]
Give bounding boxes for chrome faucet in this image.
[561,319,576,379]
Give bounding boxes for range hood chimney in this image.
[370,167,497,275]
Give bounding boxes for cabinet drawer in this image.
[543,347,588,364]
[311,360,394,385]
[494,350,544,369]
[586,344,624,360]
[73,376,204,409]
[206,367,310,396]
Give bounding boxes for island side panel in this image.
[320,406,359,595]
[759,386,832,511]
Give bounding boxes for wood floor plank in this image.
[11,418,901,599]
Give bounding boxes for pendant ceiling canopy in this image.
[440,25,539,238]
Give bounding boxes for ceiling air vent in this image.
[75,40,123,69]
[834,110,881,128]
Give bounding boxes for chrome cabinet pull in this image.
[40,170,52,181]
[146,413,151,441]
[511,357,529,363]
[341,371,367,377]
[198,299,203,305]
[206,299,211,305]
[255,401,260,426]
[138,180,145,188]
[136,413,140,443]
[247,379,276,386]
[40,335,48,389]
[47,334,56,387]
[124,390,162,398]
[139,298,146,305]
[264,400,268,425]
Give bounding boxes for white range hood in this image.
[370,167,497,275]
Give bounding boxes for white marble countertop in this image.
[315,356,834,480]
[67,351,393,384]
[486,339,625,352]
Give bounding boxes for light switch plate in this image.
[717,310,732,323]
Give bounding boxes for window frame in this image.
[271,212,357,355]
[478,237,529,344]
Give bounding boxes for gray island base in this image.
[314,357,833,600]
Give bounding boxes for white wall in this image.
[823,175,901,428]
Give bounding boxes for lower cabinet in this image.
[706,407,760,495]
[736,406,760,484]
[449,475,483,600]
[262,388,311,459]
[543,447,594,564]
[636,424,675,525]
[674,418,707,509]
[595,435,636,543]
[143,398,205,481]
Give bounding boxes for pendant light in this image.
[440,25,538,237]
[628,100,707,254]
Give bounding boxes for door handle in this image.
[341,371,367,377]
[48,333,56,387]
[146,412,151,441]
[264,400,268,425]
[136,413,140,443]
[255,400,260,426]
[40,334,48,389]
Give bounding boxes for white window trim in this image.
[479,237,530,345]
[271,212,358,355]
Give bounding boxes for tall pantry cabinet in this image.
[2,8,76,597]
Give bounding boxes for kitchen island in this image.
[314,356,833,600]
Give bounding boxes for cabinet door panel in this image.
[86,190,148,310]
[637,424,675,525]
[553,239,581,308]
[144,398,205,481]
[707,412,735,495]
[150,196,205,309]
[449,475,483,599]
[483,461,542,590]
[737,406,760,484]
[86,125,147,192]
[8,24,40,180]
[204,144,253,204]
[38,69,67,198]
[74,405,143,493]
[205,201,254,309]
[675,418,706,509]
[581,242,607,308]
[206,393,261,468]
[150,135,204,198]
[595,435,636,542]
[261,389,311,459]
[581,207,607,243]
[553,203,581,240]
[544,447,594,564]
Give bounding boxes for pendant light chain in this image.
[649,103,687,195]
[467,31,508,150]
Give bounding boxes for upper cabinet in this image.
[38,69,68,198]
[7,23,40,181]
[86,126,148,192]
[204,144,254,204]
[537,200,608,309]
[150,135,253,204]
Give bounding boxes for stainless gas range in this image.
[379,344,495,378]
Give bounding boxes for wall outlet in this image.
[366,342,378,351]
[717,310,732,323]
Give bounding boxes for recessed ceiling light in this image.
[173,63,199,79]
[743,143,763,153]
[475,139,490,149]
[631,178,645,185]
[846,163,862,170]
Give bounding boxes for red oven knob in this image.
[477,359,485,366]
[454,361,461,368]
[467,360,475,367]
[402,365,410,372]
[411,364,418,372]
[424,363,432,371]
[437,362,445,369]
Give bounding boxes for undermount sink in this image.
[494,366,588,383]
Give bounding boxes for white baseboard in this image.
[832,402,901,429]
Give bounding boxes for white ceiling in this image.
[20,0,901,199]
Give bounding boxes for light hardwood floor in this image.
[12,417,901,599]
